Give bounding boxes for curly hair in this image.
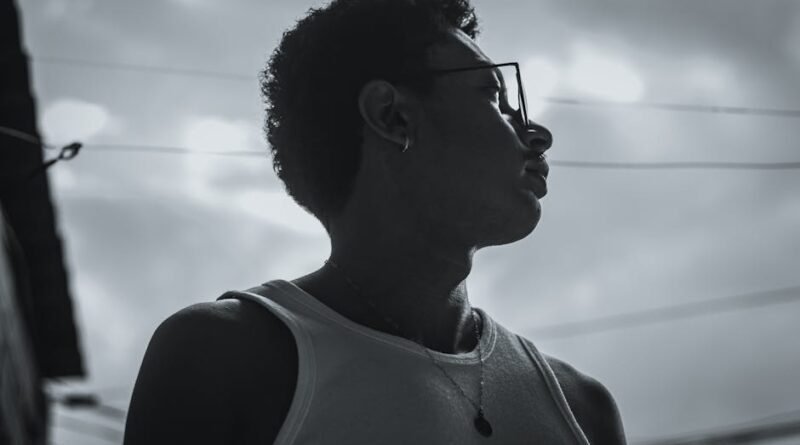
[261,0,479,229]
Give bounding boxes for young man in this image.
[124,0,627,443]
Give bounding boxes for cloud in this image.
[182,116,259,152]
[41,98,112,144]
[682,57,736,97]
[122,115,327,238]
[231,189,327,237]
[177,115,266,199]
[566,43,645,102]
[57,194,328,378]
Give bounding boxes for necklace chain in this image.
[324,259,486,416]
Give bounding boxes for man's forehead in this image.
[427,28,493,69]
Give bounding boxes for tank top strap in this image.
[216,285,317,445]
[516,335,591,445]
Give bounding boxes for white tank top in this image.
[218,279,590,445]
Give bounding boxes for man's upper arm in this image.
[123,300,297,445]
[545,355,627,445]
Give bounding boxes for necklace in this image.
[324,259,493,437]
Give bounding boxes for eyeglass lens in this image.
[495,65,527,126]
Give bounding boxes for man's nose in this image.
[520,121,552,155]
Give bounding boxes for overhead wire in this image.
[14,57,800,170]
[0,126,82,180]
[0,128,263,158]
[86,143,265,158]
[50,143,800,170]
[528,285,800,340]
[0,125,45,145]
[543,96,800,118]
[5,126,800,171]
[550,160,800,170]
[633,410,800,445]
[34,55,255,82]
[32,55,800,119]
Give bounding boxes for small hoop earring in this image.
[402,135,410,153]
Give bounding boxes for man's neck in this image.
[304,164,481,353]
[291,245,479,354]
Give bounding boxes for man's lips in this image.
[522,156,549,198]
[524,158,549,179]
[522,170,547,198]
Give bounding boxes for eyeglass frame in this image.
[393,62,530,129]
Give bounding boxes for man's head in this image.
[263,0,552,249]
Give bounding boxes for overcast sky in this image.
[15,0,800,443]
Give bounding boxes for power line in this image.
[1,126,265,157]
[550,160,800,170]
[528,285,800,340]
[634,412,800,445]
[34,55,255,82]
[0,125,54,148]
[81,144,800,170]
[32,56,800,119]
[86,143,266,158]
[0,126,82,180]
[0,125,44,145]
[633,408,800,445]
[544,96,800,118]
[5,126,800,170]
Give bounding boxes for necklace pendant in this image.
[474,411,493,437]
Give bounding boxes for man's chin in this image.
[485,205,542,247]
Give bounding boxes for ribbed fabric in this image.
[218,279,589,445]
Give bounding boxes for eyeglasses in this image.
[398,62,530,128]
[394,61,553,151]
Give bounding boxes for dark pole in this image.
[0,0,86,443]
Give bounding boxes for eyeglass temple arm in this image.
[514,66,528,126]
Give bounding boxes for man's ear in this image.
[357,80,413,148]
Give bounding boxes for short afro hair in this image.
[261,0,479,229]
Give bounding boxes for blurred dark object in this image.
[0,207,48,444]
[1,0,86,443]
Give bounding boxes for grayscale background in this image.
[16,0,800,443]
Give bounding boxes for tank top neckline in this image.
[264,279,498,364]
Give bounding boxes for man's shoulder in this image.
[162,297,271,330]
[155,297,296,369]
[540,353,627,445]
[124,297,298,444]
